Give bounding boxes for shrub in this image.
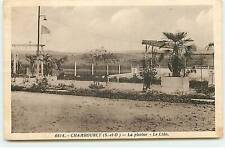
[58,74,161,84]
[88,83,105,89]
[189,80,215,97]
[120,75,142,83]
[189,80,208,89]
[29,78,49,92]
[109,75,161,84]
[11,77,214,104]
[11,85,24,91]
[56,83,68,90]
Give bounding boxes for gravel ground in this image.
[12,92,215,133]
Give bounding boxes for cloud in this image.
[111,8,143,25]
[87,8,149,51]
[196,9,213,26]
[12,6,213,52]
[110,8,147,36]
[174,8,213,49]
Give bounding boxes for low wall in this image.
[161,76,189,94]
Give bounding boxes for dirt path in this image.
[12,92,215,133]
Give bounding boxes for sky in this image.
[11,5,213,53]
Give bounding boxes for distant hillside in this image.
[13,50,214,69]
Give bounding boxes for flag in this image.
[41,25,50,34]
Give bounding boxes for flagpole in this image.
[37,6,40,56]
[36,6,41,77]
[36,6,47,77]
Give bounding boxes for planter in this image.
[161,76,189,94]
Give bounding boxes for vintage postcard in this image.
[3,0,223,140]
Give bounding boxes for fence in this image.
[63,63,132,77]
[62,63,214,83]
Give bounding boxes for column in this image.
[13,52,17,74]
[16,54,19,73]
[41,61,44,76]
[36,60,40,77]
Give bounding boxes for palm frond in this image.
[183,38,194,43]
[206,42,214,51]
[163,32,176,41]
[163,32,189,42]
[176,32,187,41]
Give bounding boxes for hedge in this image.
[11,85,214,105]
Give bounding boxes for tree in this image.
[141,50,158,91]
[160,32,195,77]
[26,54,67,77]
[53,56,68,78]
[26,55,37,76]
[42,54,56,76]
[206,42,214,51]
[88,47,118,86]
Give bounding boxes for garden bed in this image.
[11,84,214,105]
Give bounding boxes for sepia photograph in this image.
[3,0,223,140]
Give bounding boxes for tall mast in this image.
[36,6,41,77]
[37,6,40,56]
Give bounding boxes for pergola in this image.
[12,43,46,76]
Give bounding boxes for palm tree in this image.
[206,42,214,51]
[160,32,195,77]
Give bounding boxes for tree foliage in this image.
[25,55,37,76]
[161,32,196,77]
[86,47,118,86]
[89,48,118,65]
[25,54,67,77]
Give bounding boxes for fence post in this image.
[74,61,77,76]
[131,64,132,72]
[118,64,121,74]
[91,63,94,76]
[106,64,109,75]
[117,64,121,83]
[26,67,29,76]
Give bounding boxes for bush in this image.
[11,83,214,104]
[11,85,24,91]
[29,78,49,92]
[11,77,214,104]
[59,74,107,82]
[56,83,68,90]
[189,80,208,89]
[109,75,161,84]
[88,83,105,89]
[58,74,161,84]
[189,80,215,97]
[119,75,142,83]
